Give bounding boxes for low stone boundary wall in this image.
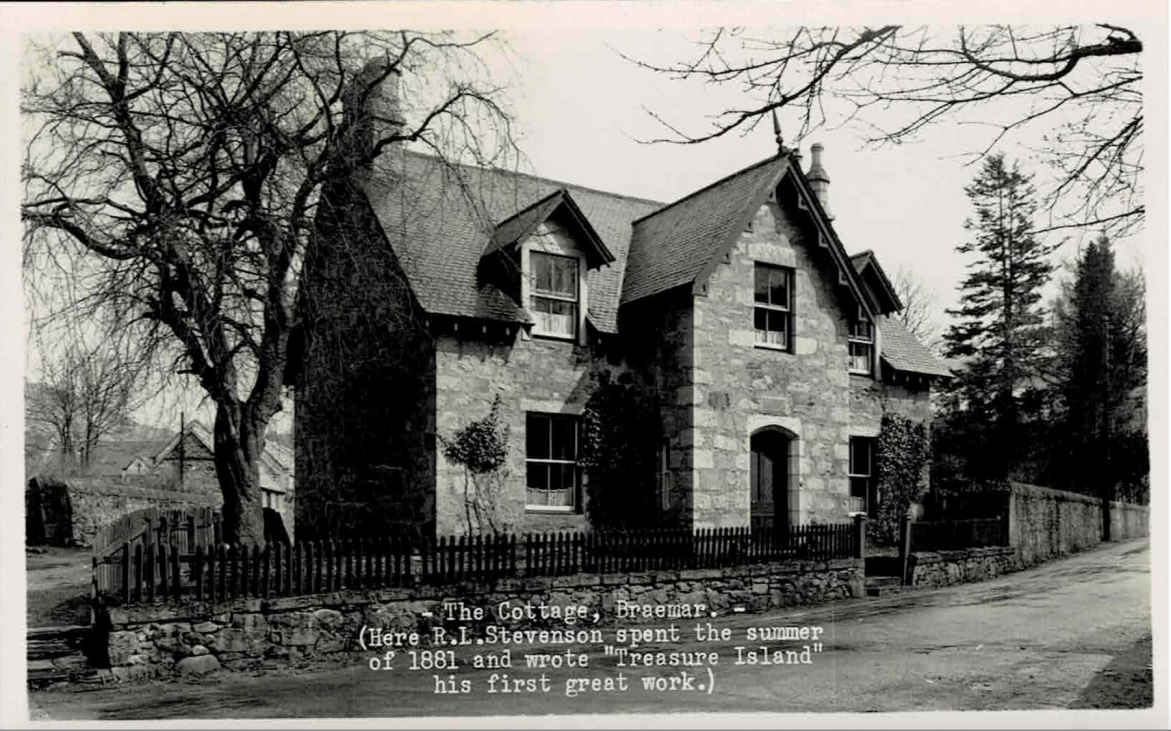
[101,557,863,681]
[907,546,1021,589]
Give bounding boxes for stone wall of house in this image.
[907,546,1021,588]
[433,333,628,536]
[1008,482,1149,566]
[687,196,861,527]
[848,377,932,434]
[99,557,863,681]
[621,288,696,528]
[295,181,436,541]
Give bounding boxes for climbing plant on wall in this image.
[440,394,509,534]
[579,371,660,529]
[870,413,931,545]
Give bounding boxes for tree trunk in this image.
[213,402,267,545]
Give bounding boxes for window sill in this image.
[848,370,874,378]
[754,342,792,353]
[525,506,578,515]
[531,330,577,342]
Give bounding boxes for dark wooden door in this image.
[750,431,789,533]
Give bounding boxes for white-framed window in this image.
[754,263,793,350]
[849,437,875,514]
[525,412,579,511]
[262,490,282,511]
[529,252,578,339]
[848,316,874,375]
[658,440,672,511]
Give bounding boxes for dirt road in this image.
[29,539,1154,720]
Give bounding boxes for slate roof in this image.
[360,150,945,378]
[362,153,661,333]
[878,315,952,378]
[849,250,903,314]
[622,156,789,305]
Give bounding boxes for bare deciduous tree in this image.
[22,31,516,542]
[630,25,1143,237]
[893,266,940,351]
[26,324,149,473]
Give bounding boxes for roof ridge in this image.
[401,150,665,208]
[630,154,786,226]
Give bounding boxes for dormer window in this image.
[848,315,874,375]
[530,251,579,339]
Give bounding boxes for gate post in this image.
[898,514,913,586]
[852,514,867,559]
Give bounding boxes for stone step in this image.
[864,575,904,597]
[27,625,93,688]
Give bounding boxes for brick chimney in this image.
[342,58,404,168]
[807,143,832,221]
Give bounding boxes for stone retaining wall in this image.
[907,546,1021,588]
[1008,482,1149,566]
[101,558,863,681]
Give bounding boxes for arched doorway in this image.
[750,429,793,533]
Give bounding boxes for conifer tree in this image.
[1051,236,1147,504]
[942,154,1055,480]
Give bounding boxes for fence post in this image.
[898,514,913,586]
[120,543,130,605]
[853,514,867,559]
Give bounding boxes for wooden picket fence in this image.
[92,507,221,595]
[96,522,860,606]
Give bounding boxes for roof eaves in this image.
[784,162,879,321]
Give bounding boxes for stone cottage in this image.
[290,71,949,540]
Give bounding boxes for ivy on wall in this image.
[579,372,660,529]
[869,413,931,545]
[440,395,509,534]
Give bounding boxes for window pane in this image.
[767,310,788,346]
[526,414,549,459]
[531,297,575,336]
[769,269,790,308]
[850,320,872,340]
[547,486,573,507]
[550,417,576,460]
[754,308,769,340]
[850,438,872,475]
[526,461,549,490]
[527,487,549,506]
[754,266,770,303]
[533,253,554,292]
[850,476,868,499]
[552,257,577,296]
[555,462,577,491]
[533,253,576,296]
[850,342,871,372]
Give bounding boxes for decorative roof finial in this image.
[771,109,786,155]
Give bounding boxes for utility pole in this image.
[179,411,186,490]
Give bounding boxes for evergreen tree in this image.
[942,154,1055,480]
[1051,236,1148,503]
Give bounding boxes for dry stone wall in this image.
[101,557,863,681]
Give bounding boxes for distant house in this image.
[25,421,295,546]
[287,65,950,539]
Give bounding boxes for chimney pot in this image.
[806,143,833,220]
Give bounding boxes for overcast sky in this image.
[488,26,1149,317]
[11,9,1158,434]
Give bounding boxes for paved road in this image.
[30,539,1153,720]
